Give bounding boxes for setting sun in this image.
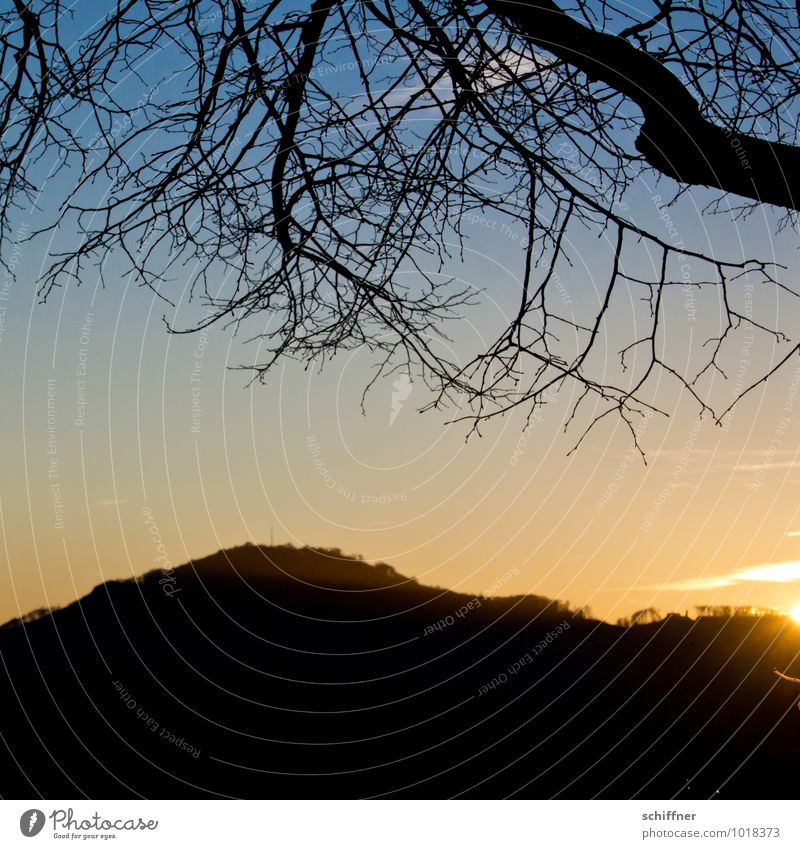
[789,603,800,623]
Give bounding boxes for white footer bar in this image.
[2,800,796,849]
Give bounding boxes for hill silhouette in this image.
[1,543,799,799]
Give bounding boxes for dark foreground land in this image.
[1,544,799,799]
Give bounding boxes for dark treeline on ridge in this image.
[1,545,799,799]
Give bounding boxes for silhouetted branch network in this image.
[2,0,799,445]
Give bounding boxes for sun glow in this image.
[789,603,800,624]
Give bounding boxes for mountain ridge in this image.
[1,543,799,799]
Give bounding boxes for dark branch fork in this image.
[489,0,800,208]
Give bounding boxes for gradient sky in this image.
[2,2,800,625]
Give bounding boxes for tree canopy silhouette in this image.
[2,0,799,446]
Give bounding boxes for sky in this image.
[2,195,799,626]
[2,1,800,625]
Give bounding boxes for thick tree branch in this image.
[487,0,800,209]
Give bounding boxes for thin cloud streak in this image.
[654,560,800,592]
